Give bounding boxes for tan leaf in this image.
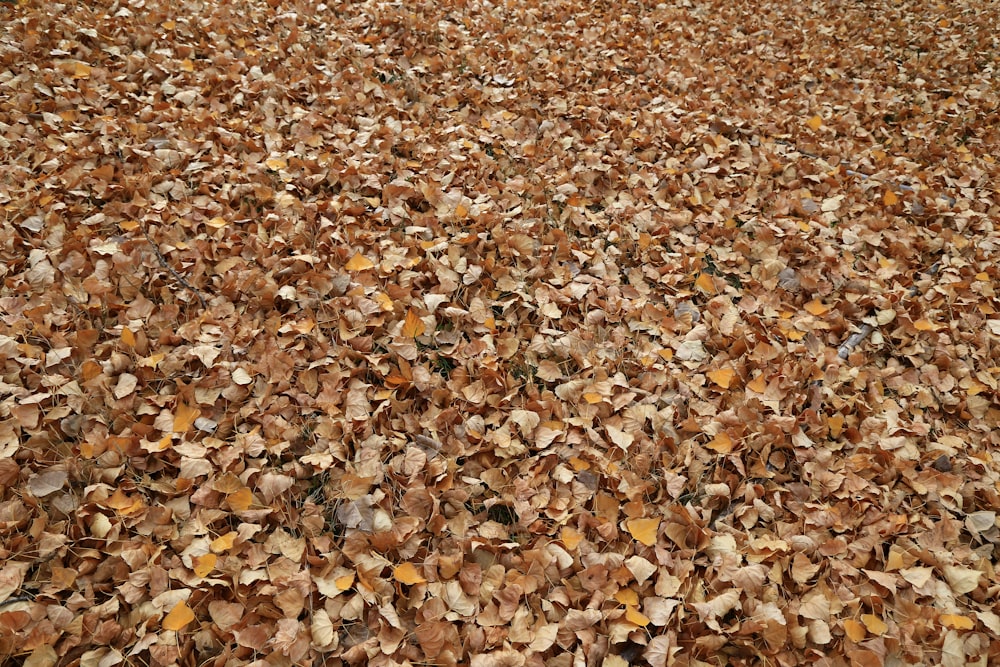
[942,565,981,594]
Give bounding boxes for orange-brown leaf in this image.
[939,614,974,630]
[843,618,867,642]
[401,308,426,338]
[860,614,887,636]
[561,526,584,550]
[345,252,375,271]
[227,487,253,512]
[705,431,734,454]
[163,601,195,631]
[804,299,829,316]
[626,517,660,546]
[193,553,217,578]
[393,563,426,585]
[707,368,735,389]
[173,403,201,433]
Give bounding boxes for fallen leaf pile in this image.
[1,0,999,664]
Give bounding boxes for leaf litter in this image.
[1,0,999,665]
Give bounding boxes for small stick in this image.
[141,226,208,309]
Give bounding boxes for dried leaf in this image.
[860,614,887,636]
[707,368,735,389]
[393,563,426,585]
[939,614,974,630]
[401,308,426,338]
[173,403,201,432]
[843,618,867,642]
[705,431,734,454]
[345,252,375,271]
[192,553,217,578]
[804,299,829,316]
[561,526,584,550]
[626,517,659,546]
[210,532,237,553]
[625,605,650,627]
[163,600,195,631]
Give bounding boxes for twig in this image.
[0,595,34,608]
[837,262,941,360]
[141,226,208,309]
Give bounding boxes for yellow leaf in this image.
[393,563,426,585]
[162,600,195,631]
[614,589,639,606]
[345,252,374,271]
[705,431,734,454]
[827,414,845,438]
[657,348,673,361]
[747,375,766,393]
[455,204,469,218]
[861,614,887,636]
[694,272,716,294]
[561,526,584,550]
[568,457,590,471]
[939,614,974,630]
[625,605,650,627]
[582,392,604,404]
[121,327,136,347]
[626,517,660,546]
[707,368,735,389]
[119,220,139,231]
[141,353,165,369]
[883,190,899,206]
[210,532,237,553]
[804,299,830,316]
[180,59,194,72]
[73,62,92,79]
[806,115,823,131]
[913,319,936,331]
[173,403,201,432]
[334,574,355,591]
[227,487,253,512]
[206,216,228,229]
[265,157,287,171]
[401,308,426,338]
[192,553,217,577]
[843,618,867,642]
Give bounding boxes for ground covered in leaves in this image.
[1,0,999,664]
